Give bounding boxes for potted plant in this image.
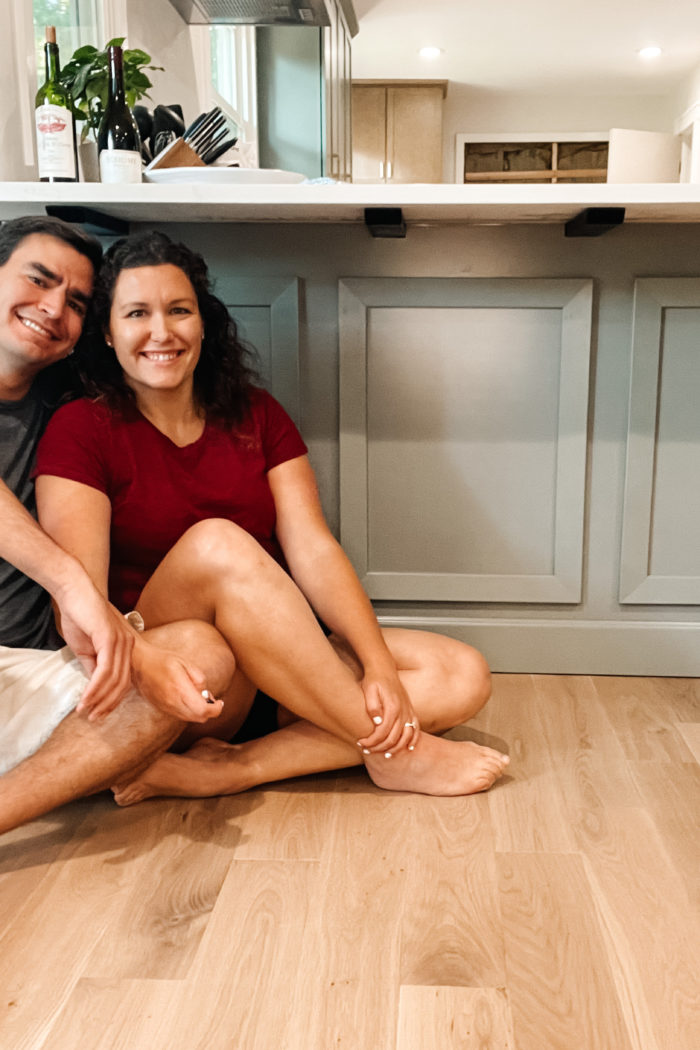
[59,36,162,179]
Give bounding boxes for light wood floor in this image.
[1,673,698,1050]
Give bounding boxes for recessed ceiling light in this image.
[419,46,443,60]
[638,46,662,60]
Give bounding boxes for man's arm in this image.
[0,477,133,710]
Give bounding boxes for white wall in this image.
[443,84,678,182]
[126,0,200,126]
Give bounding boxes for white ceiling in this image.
[350,0,700,97]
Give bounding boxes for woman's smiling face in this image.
[106,264,204,400]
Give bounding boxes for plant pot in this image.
[78,140,99,182]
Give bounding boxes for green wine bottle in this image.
[35,26,77,182]
[97,46,142,184]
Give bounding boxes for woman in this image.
[35,231,509,802]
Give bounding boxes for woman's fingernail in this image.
[363,748,371,755]
[373,716,383,725]
[408,744,415,751]
[384,751,392,759]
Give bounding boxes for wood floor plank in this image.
[577,806,700,1050]
[0,797,100,932]
[479,675,577,853]
[396,986,515,1050]
[83,796,251,980]
[230,775,341,860]
[36,979,180,1050]
[628,760,700,908]
[291,777,415,1050]
[399,793,506,987]
[593,678,696,762]
[497,853,634,1050]
[0,801,142,1050]
[676,722,700,762]
[154,859,322,1050]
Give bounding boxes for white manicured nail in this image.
[384,751,392,759]
[373,716,383,725]
[363,748,371,755]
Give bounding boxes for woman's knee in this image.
[420,636,492,730]
[176,519,269,579]
[145,619,237,695]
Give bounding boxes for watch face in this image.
[124,610,145,632]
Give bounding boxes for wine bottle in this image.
[35,26,77,183]
[97,45,142,184]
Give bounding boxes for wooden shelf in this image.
[3,180,700,226]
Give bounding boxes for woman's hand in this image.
[131,635,225,724]
[357,672,420,756]
[84,633,224,724]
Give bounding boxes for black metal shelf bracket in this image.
[364,207,407,238]
[45,205,130,237]
[564,207,625,238]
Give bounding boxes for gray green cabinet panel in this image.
[339,277,593,602]
[620,278,700,603]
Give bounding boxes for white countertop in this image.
[3,180,700,224]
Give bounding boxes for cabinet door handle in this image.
[379,161,384,179]
[386,161,393,180]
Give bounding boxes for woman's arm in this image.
[269,456,418,754]
[35,474,219,724]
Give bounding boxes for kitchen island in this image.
[3,181,700,674]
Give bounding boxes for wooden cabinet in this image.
[352,80,447,184]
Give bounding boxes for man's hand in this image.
[53,576,134,718]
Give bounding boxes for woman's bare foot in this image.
[111,737,249,806]
[364,733,509,795]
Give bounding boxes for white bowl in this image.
[144,166,307,185]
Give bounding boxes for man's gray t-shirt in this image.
[0,389,57,648]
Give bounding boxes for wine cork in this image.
[46,26,57,44]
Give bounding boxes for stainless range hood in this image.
[166,0,331,26]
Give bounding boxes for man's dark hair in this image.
[0,215,102,273]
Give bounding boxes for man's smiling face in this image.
[0,233,94,391]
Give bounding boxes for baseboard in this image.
[376,616,700,676]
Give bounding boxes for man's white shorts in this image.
[0,645,87,775]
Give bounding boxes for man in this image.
[0,216,233,834]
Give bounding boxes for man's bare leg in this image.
[0,620,236,834]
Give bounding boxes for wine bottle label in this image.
[35,104,76,180]
[99,149,142,184]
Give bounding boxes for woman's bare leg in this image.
[112,617,506,805]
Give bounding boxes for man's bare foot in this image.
[364,733,509,795]
[111,737,248,806]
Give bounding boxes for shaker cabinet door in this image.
[351,85,387,182]
[386,86,444,183]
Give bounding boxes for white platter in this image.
[144,166,307,185]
